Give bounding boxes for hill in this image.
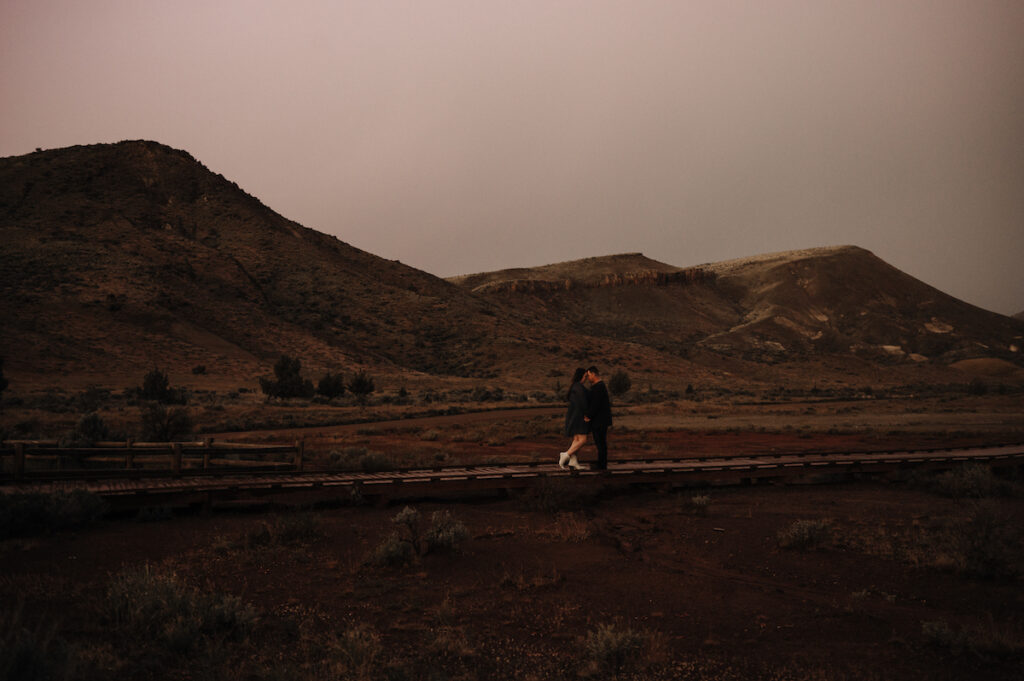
[2,141,1021,397]
[0,141,568,388]
[450,246,1024,372]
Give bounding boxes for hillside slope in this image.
[0,141,553,386]
[451,246,1024,369]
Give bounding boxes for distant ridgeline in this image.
[471,267,716,294]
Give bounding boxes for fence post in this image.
[203,438,212,469]
[125,438,134,470]
[294,439,304,471]
[14,443,25,480]
[172,443,183,477]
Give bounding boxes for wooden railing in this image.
[0,439,304,480]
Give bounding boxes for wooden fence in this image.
[0,439,304,480]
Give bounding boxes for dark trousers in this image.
[592,426,609,469]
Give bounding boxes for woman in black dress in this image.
[559,367,589,470]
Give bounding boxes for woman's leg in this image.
[566,434,586,456]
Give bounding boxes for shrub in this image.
[191,365,206,375]
[583,623,646,677]
[138,368,187,404]
[424,511,469,554]
[777,519,831,550]
[0,490,106,539]
[369,531,417,567]
[369,507,469,565]
[347,370,375,404]
[105,565,256,655]
[259,355,315,399]
[316,372,347,399]
[58,411,109,447]
[608,370,632,397]
[690,494,711,517]
[139,403,193,441]
[326,626,383,679]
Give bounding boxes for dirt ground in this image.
[2,398,1023,680]
[3,469,1024,678]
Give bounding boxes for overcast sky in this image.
[2,1,1022,315]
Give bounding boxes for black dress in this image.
[563,382,590,437]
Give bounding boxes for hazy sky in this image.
[3,1,1022,315]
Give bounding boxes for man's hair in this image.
[587,366,600,376]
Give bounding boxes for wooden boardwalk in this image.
[3,444,1022,506]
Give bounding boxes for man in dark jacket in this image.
[583,366,612,470]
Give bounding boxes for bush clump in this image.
[347,370,375,404]
[368,506,469,567]
[583,623,647,677]
[423,510,469,554]
[138,368,188,404]
[104,564,257,656]
[316,372,347,399]
[259,355,315,399]
[57,411,109,447]
[608,370,632,397]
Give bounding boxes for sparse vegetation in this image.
[104,564,257,657]
[777,519,831,550]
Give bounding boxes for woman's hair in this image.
[566,367,586,400]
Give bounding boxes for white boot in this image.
[558,451,569,469]
[568,454,584,470]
